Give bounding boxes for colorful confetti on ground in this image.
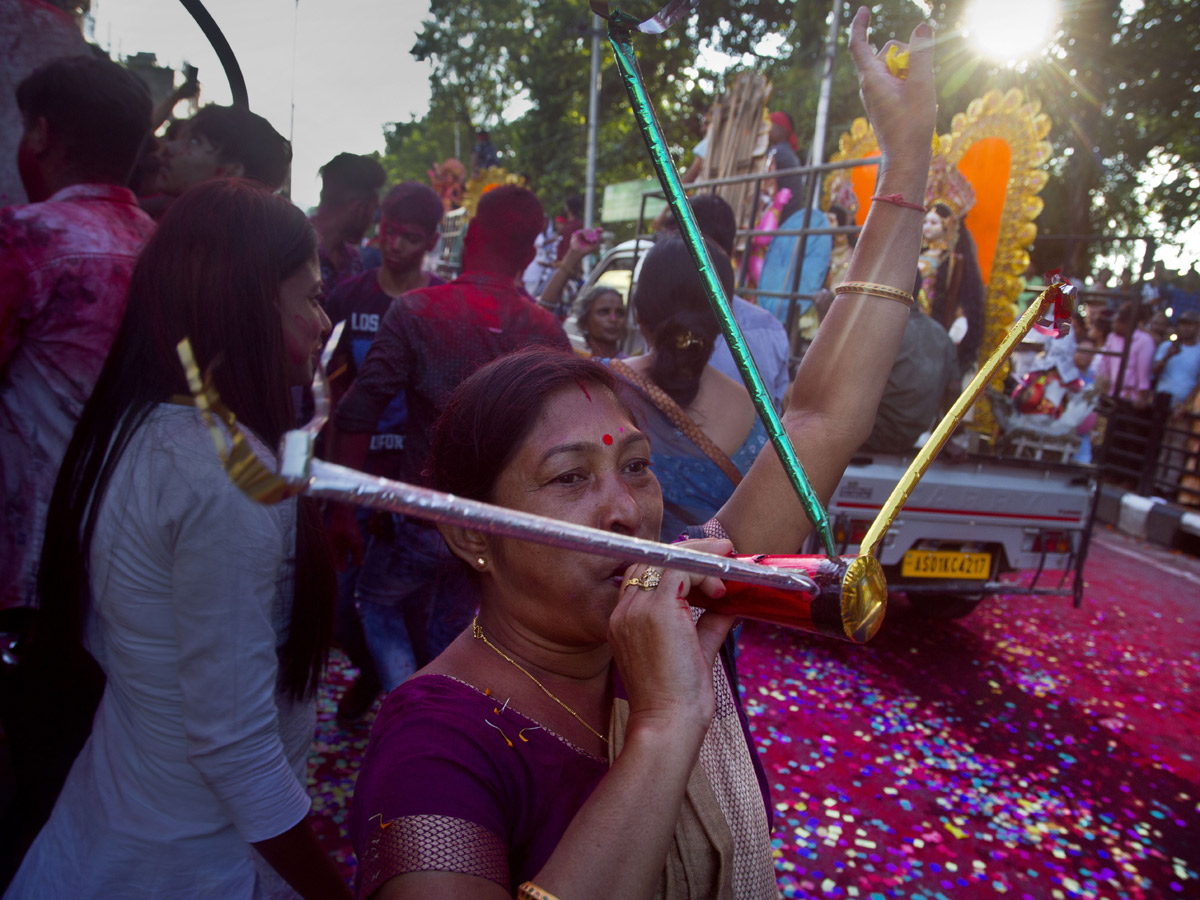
[307,651,374,884]
[309,529,1199,898]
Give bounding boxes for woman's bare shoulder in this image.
[691,366,757,453]
[701,364,752,400]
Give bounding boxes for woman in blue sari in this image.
[604,236,767,541]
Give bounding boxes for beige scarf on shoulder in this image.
[607,656,778,900]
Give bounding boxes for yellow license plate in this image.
[901,550,991,580]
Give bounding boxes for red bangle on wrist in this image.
[871,193,925,212]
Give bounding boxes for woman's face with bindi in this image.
[480,384,662,643]
[277,254,330,387]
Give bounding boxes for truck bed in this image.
[828,451,1095,596]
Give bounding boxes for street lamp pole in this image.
[810,0,841,174]
[584,13,602,229]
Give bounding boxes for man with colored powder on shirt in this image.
[328,184,570,693]
[321,180,444,722]
[0,55,155,612]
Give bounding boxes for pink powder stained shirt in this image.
[0,183,155,608]
[1094,329,1155,402]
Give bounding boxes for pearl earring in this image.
[477,557,487,570]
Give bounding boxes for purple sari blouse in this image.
[351,673,609,896]
[350,523,773,898]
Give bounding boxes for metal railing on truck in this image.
[631,154,879,354]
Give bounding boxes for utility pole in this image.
[810,0,840,175]
[584,13,602,229]
[289,0,299,145]
[280,0,299,200]
[783,0,841,338]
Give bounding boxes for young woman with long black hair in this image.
[6,179,350,899]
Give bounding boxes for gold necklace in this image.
[472,617,608,744]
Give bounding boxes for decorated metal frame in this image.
[825,89,1054,433]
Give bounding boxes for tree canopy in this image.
[920,0,1199,275]
[378,0,1198,272]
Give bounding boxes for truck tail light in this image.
[1031,531,1070,554]
[835,519,871,546]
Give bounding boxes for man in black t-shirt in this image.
[324,182,446,481]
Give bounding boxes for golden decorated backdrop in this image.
[824,89,1053,434]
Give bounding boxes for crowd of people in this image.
[1004,262,1200,493]
[1,7,1188,900]
[1082,275,1200,491]
[1084,267,1200,419]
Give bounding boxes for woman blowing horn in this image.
[349,9,937,900]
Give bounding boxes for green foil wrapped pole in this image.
[597,4,838,557]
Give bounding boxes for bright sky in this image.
[88,0,435,211]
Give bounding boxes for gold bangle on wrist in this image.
[518,883,563,900]
[833,281,915,308]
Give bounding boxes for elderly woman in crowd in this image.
[575,286,628,358]
[349,9,935,900]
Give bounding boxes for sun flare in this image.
[965,0,1059,65]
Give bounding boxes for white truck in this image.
[826,448,1097,618]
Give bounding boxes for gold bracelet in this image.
[833,281,915,308]
[518,883,563,900]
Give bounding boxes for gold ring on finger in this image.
[626,567,662,591]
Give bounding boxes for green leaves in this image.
[382,0,1196,270]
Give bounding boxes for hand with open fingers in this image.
[607,539,737,736]
[847,5,936,171]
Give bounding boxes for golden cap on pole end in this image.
[840,554,887,643]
